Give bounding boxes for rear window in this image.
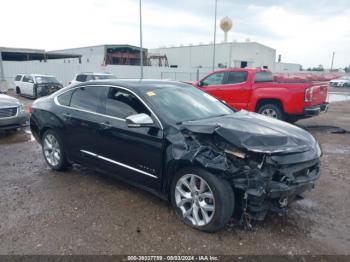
[255,72,273,83]
[76,74,87,82]
[225,72,248,84]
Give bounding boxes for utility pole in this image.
[139,0,144,79]
[212,0,218,71]
[0,48,5,81]
[330,51,335,72]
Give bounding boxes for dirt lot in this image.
[0,89,349,255]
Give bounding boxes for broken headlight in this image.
[19,104,25,112]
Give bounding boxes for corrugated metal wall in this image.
[2,60,211,88]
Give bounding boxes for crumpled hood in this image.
[0,94,20,108]
[180,110,317,155]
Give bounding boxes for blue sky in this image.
[0,0,349,68]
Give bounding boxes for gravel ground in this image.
[0,88,349,255]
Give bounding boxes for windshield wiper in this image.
[176,114,230,125]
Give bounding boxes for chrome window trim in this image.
[54,93,126,122]
[80,150,157,179]
[54,84,164,129]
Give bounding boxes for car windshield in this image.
[35,76,60,84]
[144,85,233,124]
[93,74,116,80]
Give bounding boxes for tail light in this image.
[305,86,314,102]
[28,105,33,114]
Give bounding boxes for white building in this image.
[149,41,277,70]
[274,62,302,72]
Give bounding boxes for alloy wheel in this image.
[43,134,61,167]
[175,174,215,226]
[261,108,278,118]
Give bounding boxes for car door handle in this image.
[99,122,112,130]
[63,113,71,118]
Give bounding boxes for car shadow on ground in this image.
[0,128,33,145]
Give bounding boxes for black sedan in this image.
[30,80,322,232]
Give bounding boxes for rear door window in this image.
[70,86,102,112]
[255,72,273,82]
[22,75,33,83]
[225,72,248,84]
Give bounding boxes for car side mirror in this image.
[126,113,154,128]
[198,81,208,87]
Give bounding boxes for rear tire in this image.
[42,129,70,171]
[257,103,284,120]
[170,167,234,232]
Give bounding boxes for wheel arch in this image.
[255,98,284,112]
[163,160,233,200]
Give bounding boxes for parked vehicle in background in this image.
[0,82,8,94]
[14,74,63,99]
[0,94,28,131]
[69,72,117,85]
[190,68,329,122]
[30,79,322,232]
[329,76,350,87]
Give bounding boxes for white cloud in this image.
[0,0,349,68]
[249,5,350,67]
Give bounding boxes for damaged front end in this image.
[166,112,322,222]
[231,151,320,221]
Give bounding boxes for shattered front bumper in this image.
[36,84,62,97]
[234,158,320,221]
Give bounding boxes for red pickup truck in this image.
[190,68,328,122]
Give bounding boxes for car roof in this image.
[17,74,55,77]
[209,67,271,74]
[73,79,190,92]
[78,72,113,75]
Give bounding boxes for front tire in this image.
[42,130,70,171]
[33,86,38,99]
[16,87,21,96]
[171,167,234,232]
